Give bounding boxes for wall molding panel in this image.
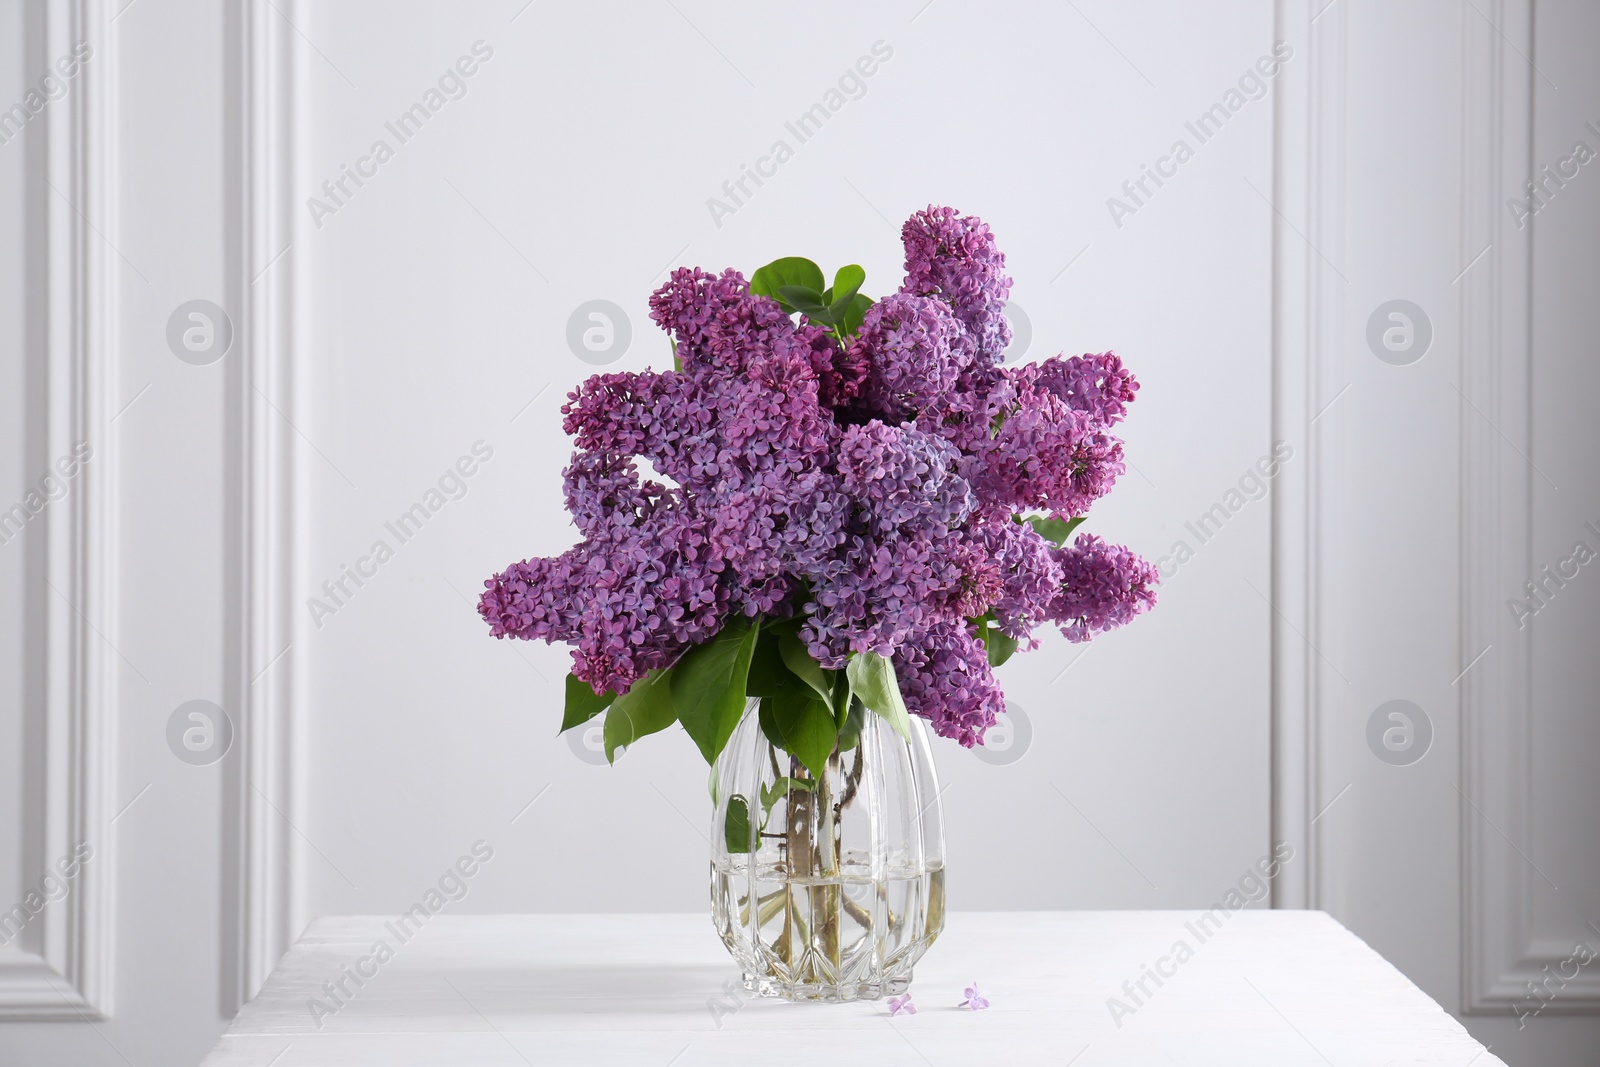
[1458,0,1600,1015]
[1269,0,1347,915]
[232,0,307,1008]
[0,0,115,1021]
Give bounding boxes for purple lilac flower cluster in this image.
[480,207,1158,747]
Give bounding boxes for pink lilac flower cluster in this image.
[480,207,1158,747]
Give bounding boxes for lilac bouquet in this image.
[479,207,1157,774]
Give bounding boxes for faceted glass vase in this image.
[709,698,946,1002]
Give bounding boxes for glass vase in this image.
[709,698,946,1002]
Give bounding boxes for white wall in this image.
[0,2,1597,1065]
[288,0,1277,928]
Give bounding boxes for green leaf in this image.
[985,620,1020,667]
[1028,514,1086,545]
[970,613,1021,668]
[830,672,851,729]
[778,632,833,705]
[745,628,797,697]
[757,696,786,751]
[751,258,825,311]
[765,688,838,779]
[602,668,678,762]
[764,612,805,637]
[561,674,614,734]
[846,651,912,742]
[671,339,682,373]
[777,285,833,322]
[840,293,872,338]
[829,264,866,312]
[671,616,760,765]
[724,794,753,853]
[835,700,865,752]
[988,628,1019,667]
[759,775,816,814]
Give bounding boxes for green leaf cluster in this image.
[559,610,922,857]
[559,618,762,767]
[558,613,916,777]
[749,257,873,343]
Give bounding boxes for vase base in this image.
[741,971,911,1003]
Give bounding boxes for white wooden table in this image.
[204,912,1503,1066]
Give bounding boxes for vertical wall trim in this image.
[235,0,303,1006]
[1270,0,1345,913]
[0,0,114,1020]
[1456,0,1598,1014]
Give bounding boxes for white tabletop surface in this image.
[203,911,1504,1066]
